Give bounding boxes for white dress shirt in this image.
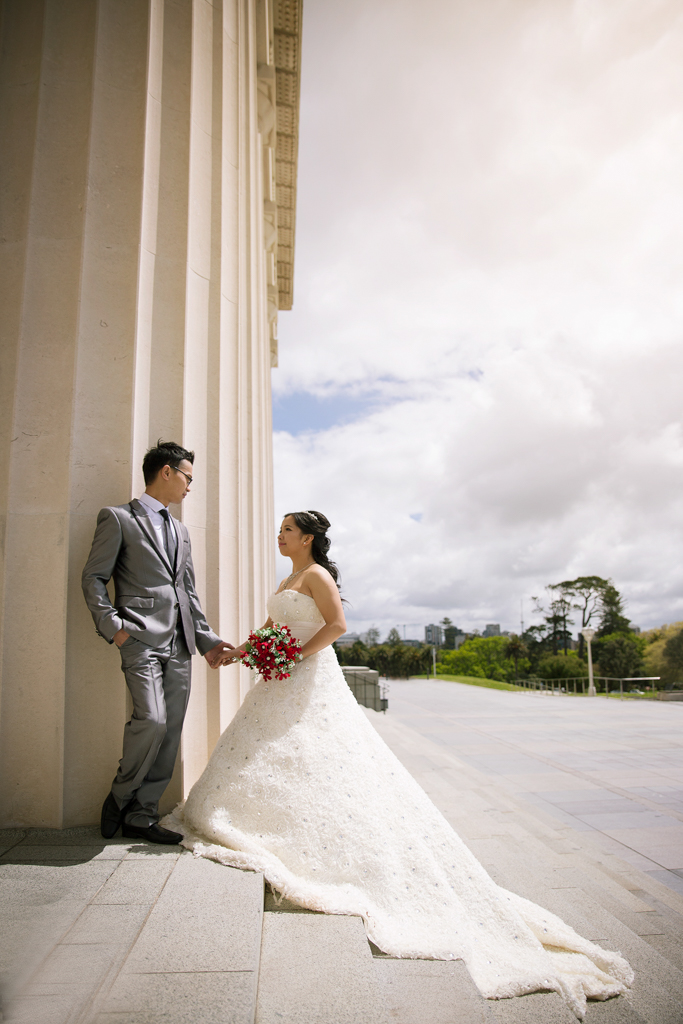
[138,492,177,555]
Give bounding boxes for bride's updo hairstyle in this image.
[286,510,341,588]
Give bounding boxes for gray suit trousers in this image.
[112,627,191,827]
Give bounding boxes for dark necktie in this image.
[159,508,177,570]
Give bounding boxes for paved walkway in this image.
[388,681,683,895]
[1,681,682,1023]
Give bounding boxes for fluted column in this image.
[0,0,289,827]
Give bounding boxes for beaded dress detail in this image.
[167,590,632,1019]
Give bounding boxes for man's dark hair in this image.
[142,440,195,485]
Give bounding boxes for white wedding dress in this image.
[166,590,632,1019]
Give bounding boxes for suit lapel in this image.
[129,500,174,576]
[174,523,190,581]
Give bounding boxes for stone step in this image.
[373,957,491,1024]
[89,853,264,1024]
[1,831,265,1024]
[256,899,388,1024]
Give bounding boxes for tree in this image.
[366,640,431,679]
[531,589,574,656]
[547,585,575,655]
[641,622,683,688]
[597,584,631,637]
[367,644,391,678]
[364,626,380,647]
[505,634,528,679]
[440,617,460,649]
[386,628,402,645]
[439,644,486,679]
[536,653,588,680]
[554,576,610,658]
[335,639,369,666]
[593,634,642,679]
[440,636,516,682]
[663,629,683,679]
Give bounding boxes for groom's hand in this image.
[205,641,235,669]
[113,628,130,647]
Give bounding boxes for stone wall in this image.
[0,0,301,827]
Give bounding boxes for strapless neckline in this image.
[276,589,316,602]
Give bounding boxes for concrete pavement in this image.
[371,681,683,1023]
[1,681,682,1023]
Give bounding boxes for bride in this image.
[165,511,632,1019]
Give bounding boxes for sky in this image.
[272,0,683,641]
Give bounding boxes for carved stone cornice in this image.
[273,0,302,313]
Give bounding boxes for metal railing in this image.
[513,676,659,699]
[341,666,389,713]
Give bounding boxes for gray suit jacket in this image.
[81,499,221,656]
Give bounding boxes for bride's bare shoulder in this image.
[303,564,336,591]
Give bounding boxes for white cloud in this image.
[273,0,683,638]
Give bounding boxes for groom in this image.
[82,441,234,845]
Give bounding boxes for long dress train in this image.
[164,590,632,1019]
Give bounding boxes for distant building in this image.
[425,624,443,645]
[443,625,466,649]
[336,632,361,647]
[403,639,424,648]
[483,624,501,638]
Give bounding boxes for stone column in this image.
[0,0,299,828]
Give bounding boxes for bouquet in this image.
[238,623,303,681]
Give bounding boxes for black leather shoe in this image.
[121,823,183,845]
[101,791,126,839]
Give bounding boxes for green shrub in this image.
[535,652,588,680]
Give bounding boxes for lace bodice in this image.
[267,589,325,645]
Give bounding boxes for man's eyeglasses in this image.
[172,467,193,485]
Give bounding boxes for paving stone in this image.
[0,860,117,905]
[645,870,683,897]
[60,902,151,945]
[123,844,184,860]
[255,913,388,1024]
[0,829,28,847]
[122,856,263,974]
[0,844,128,863]
[0,903,87,1014]
[541,890,683,1021]
[482,990,579,1023]
[374,957,486,1023]
[26,940,115,986]
[8,827,115,845]
[585,832,664,872]
[643,932,683,974]
[0,860,118,989]
[91,857,176,905]
[577,812,681,830]
[516,798,598,832]
[601,829,683,871]
[93,971,256,1024]
[4,991,80,1024]
[264,889,320,913]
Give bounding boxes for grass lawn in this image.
[409,674,663,699]
[409,673,522,692]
